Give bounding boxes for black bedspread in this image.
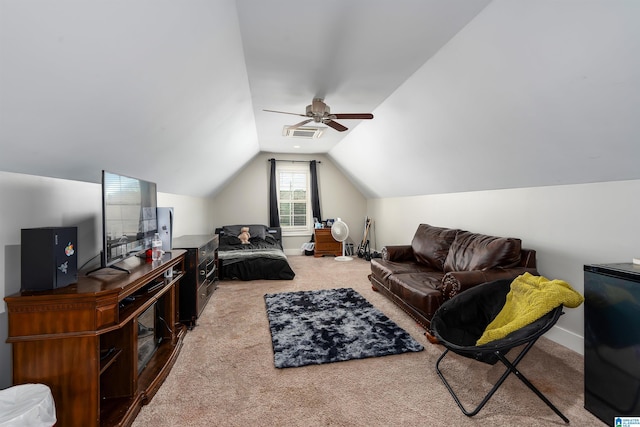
[217,227,295,280]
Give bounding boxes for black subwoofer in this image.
[21,227,78,291]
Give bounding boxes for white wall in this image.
[0,171,214,388]
[212,152,367,254]
[368,179,640,354]
[157,192,216,238]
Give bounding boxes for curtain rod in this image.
[267,158,321,164]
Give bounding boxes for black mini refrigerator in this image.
[584,263,640,425]
[21,227,78,291]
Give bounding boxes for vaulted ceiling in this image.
[1,0,639,199]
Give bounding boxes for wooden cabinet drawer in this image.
[314,229,342,257]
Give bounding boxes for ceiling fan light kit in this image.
[265,98,374,133]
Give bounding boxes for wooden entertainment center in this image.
[4,250,186,427]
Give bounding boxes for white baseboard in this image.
[546,325,584,355]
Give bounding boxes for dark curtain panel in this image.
[310,160,321,222]
[269,159,280,227]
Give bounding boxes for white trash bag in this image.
[301,241,314,255]
[0,384,56,427]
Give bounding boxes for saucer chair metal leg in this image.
[436,348,512,417]
[495,351,570,423]
[435,338,569,424]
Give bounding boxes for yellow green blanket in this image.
[476,273,584,346]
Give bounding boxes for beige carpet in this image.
[132,255,604,426]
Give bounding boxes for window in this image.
[277,164,311,234]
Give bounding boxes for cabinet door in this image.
[178,248,199,324]
[13,336,101,427]
[101,322,135,398]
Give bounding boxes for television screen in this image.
[101,170,158,268]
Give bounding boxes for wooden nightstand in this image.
[314,228,342,257]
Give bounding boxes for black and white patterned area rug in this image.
[264,287,424,368]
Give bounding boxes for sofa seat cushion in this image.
[444,231,522,272]
[411,224,459,270]
[370,258,437,285]
[388,272,445,319]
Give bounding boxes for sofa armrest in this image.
[382,245,415,262]
[441,267,539,299]
[520,248,537,268]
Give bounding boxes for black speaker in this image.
[21,227,78,291]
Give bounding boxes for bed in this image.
[215,224,295,281]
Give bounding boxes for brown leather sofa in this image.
[369,224,538,330]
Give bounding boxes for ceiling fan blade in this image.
[289,119,313,129]
[324,120,348,132]
[332,113,374,120]
[263,109,307,117]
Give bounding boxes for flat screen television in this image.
[98,170,158,272]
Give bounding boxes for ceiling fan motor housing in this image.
[307,98,330,122]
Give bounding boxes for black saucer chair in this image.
[430,278,569,423]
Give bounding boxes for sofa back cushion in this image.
[443,231,522,272]
[411,224,459,270]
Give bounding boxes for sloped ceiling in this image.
[331,0,640,198]
[330,0,640,197]
[238,0,491,155]
[0,0,259,197]
[1,0,639,199]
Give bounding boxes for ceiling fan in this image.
[263,98,374,132]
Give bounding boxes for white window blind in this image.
[277,166,311,233]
